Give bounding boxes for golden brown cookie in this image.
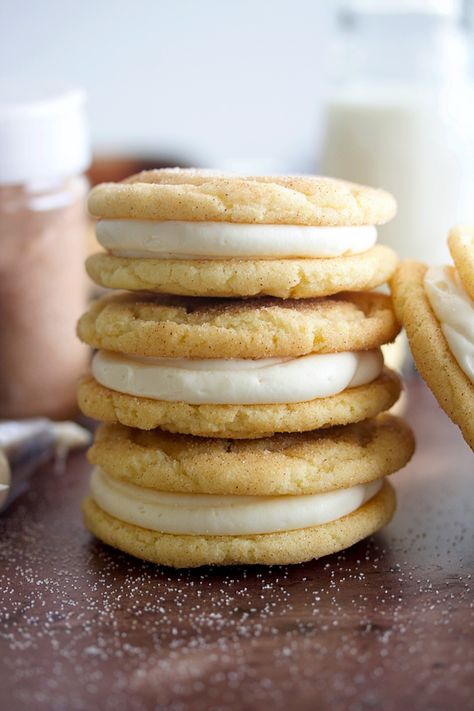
[77,291,400,359]
[448,226,474,301]
[88,169,396,226]
[82,481,396,567]
[85,245,398,299]
[391,261,474,450]
[89,414,414,495]
[77,369,401,438]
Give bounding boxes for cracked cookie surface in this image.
[78,290,400,358]
[88,168,396,226]
[89,414,414,495]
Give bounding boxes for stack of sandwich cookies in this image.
[78,169,414,567]
[392,226,474,450]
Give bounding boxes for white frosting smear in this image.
[424,265,474,384]
[90,467,383,535]
[96,220,377,259]
[92,349,384,405]
[0,451,11,509]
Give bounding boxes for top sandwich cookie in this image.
[86,169,398,298]
[391,256,474,450]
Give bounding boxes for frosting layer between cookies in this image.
[96,220,377,259]
[91,349,384,405]
[90,467,383,535]
[424,266,474,384]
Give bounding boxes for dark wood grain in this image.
[1,375,473,711]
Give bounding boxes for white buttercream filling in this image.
[96,220,377,259]
[91,349,384,405]
[424,265,474,384]
[90,467,383,535]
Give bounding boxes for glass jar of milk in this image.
[321,0,474,263]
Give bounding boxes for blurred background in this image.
[0,0,334,172]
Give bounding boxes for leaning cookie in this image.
[86,169,397,298]
[391,261,474,450]
[448,226,474,302]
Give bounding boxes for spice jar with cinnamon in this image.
[0,87,91,419]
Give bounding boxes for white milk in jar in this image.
[321,1,474,263]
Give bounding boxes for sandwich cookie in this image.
[86,169,398,298]
[391,257,474,450]
[82,415,413,567]
[78,289,401,437]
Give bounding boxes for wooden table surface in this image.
[1,375,473,711]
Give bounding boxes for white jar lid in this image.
[0,84,91,185]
